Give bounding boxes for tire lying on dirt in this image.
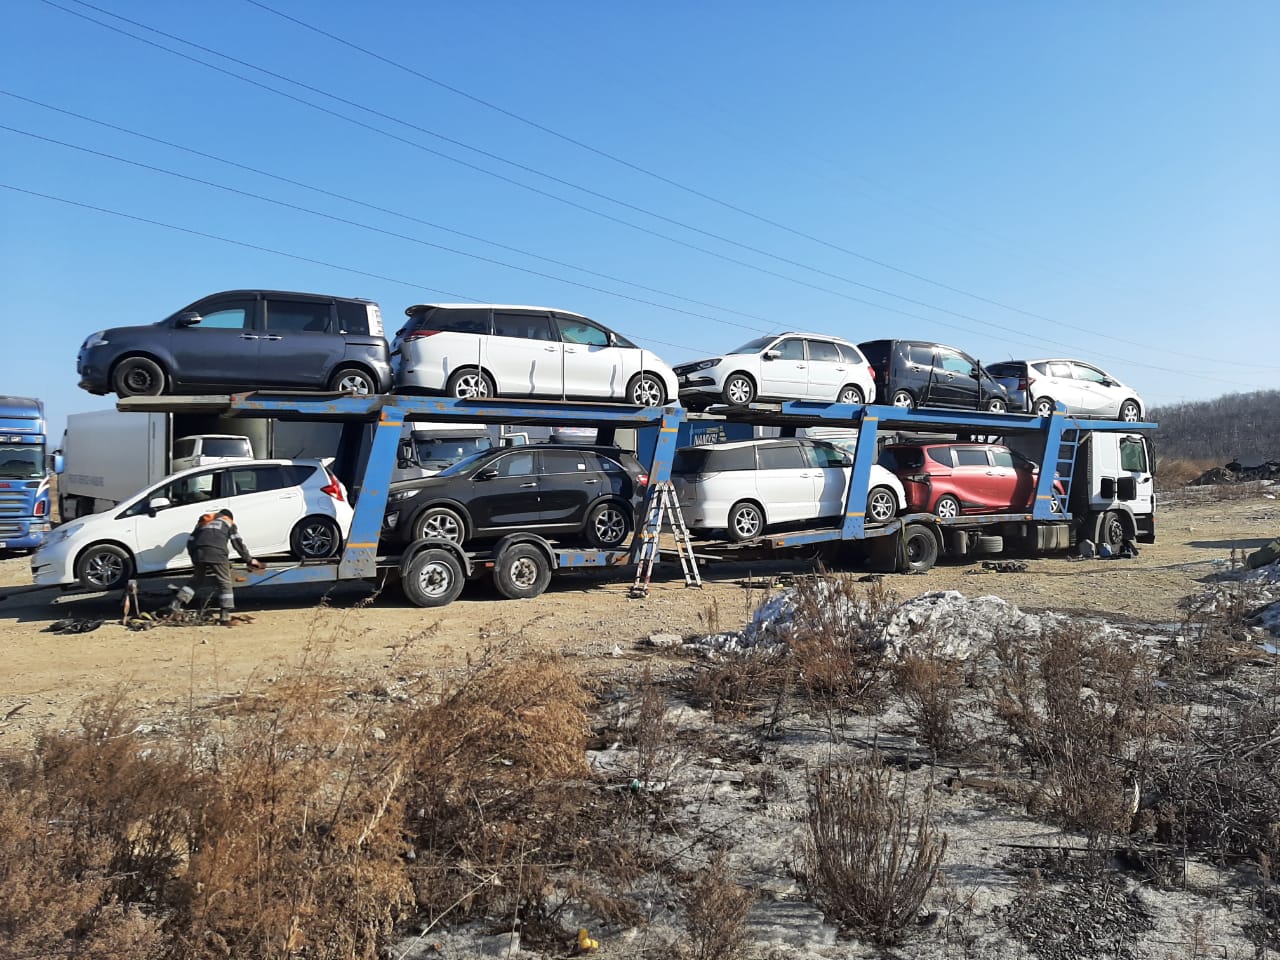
[401,548,465,608]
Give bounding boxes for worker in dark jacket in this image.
[168,508,264,626]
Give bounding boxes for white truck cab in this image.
[170,434,255,472]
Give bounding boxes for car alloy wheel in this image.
[629,374,665,406]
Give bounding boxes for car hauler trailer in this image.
[99,392,696,607]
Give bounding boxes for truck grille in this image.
[0,523,22,538]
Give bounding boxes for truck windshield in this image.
[0,444,44,479]
[414,436,492,469]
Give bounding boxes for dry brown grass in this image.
[990,622,1159,846]
[797,758,947,944]
[682,850,756,960]
[1155,456,1217,490]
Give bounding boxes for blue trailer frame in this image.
[114,393,688,603]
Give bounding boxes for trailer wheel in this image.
[112,357,166,397]
[290,515,341,559]
[493,543,552,600]
[75,543,133,591]
[900,524,939,574]
[975,534,1004,555]
[866,485,898,523]
[402,548,465,607]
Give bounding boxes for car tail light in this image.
[867,365,876,381]
[34,499,47,517]
[402,329,442,341]
[1017,376,1029,392]
[906,474,932,483]
[636,472,649,487]
[321,470,345,502]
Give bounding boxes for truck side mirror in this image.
[49,452,64,475]
[174,310,202,327]
[397,440,415,463]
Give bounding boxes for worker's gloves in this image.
[247,559,266,573]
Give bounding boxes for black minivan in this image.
[857,339,1013,413]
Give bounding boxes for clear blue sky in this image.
[2,0,1276,441]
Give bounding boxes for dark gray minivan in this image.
[857,339,1013,413]
[77,289,393,397]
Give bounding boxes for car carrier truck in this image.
[0,396,61,550]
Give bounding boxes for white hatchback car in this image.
[392,304,679,406]
[672,332,877,409]
[987,359,1144,421]
[671,438,906,542]
[32,459,353,591]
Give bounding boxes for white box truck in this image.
[58,410,344,519]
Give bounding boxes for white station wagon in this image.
[392,304,679,406]
[671,438,906,542]
[32,459,353,591]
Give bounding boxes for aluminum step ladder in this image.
[1052,427,1084,514]
[629,481,702,598]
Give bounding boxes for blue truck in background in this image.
[0,396,62,551]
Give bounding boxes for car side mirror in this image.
[175,311,202,327]
[763,349,781,361]
[1101,378,1115,387]
[476,468,499,481]
[147,496,171,516]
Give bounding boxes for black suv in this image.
[383,444,649,549]
[77,290,393,397]
[857,339,1012,413]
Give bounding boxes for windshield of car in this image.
[413,435,492,468]
[729,335,776,354]
[200,437,253,458]
[436,450,498,478]
[0,444,43,479]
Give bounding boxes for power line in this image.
[0,123,769,336]
[43,0,1270,375]
[0,181,698,356]
[0,90,775,330]
[4,128,1269,394]
[241,0,1253,366]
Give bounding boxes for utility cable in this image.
[241,0,1263,368]
[45,0,1268,373]
[0,183,705,356]
[0,89,774,330]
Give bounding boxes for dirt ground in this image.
[2,492,1276,750]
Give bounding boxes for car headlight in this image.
[48,523,83,544]
[695,359,721,371]
[387,489,417,503]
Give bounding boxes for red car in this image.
[877,442,1061,518]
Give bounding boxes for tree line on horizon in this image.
[1150,389,1280,465]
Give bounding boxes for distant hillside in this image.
[1151,389,1280,464]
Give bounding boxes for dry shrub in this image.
[787,576,896,737]
[399,651,614,938]
[625,664,680,789]
[1153,696,1280,871]
[1154,457,1216,490]
[687,648,789,722]
[797,759,947,944]
[683,850,755,960]
[894,649,969,759]
[991,622,1157,844]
